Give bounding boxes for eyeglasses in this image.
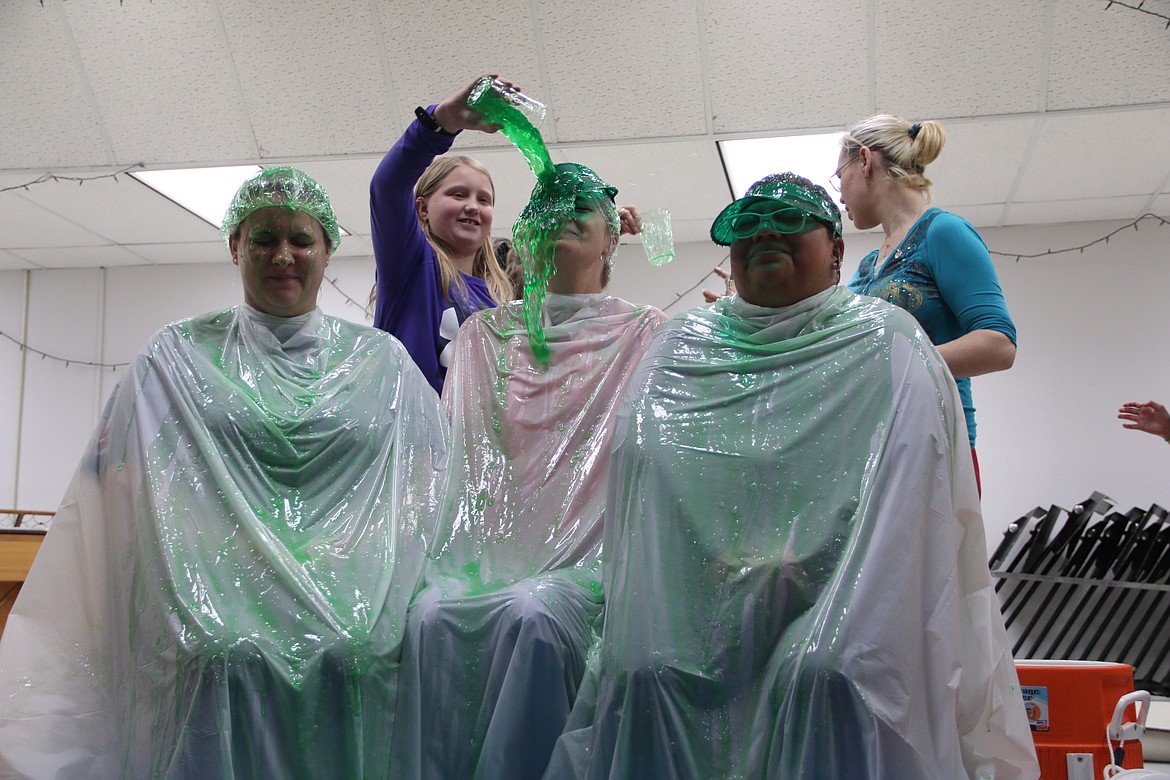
[727,206,822,240]
[829,157,858,193]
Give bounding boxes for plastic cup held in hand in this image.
[468,77,547,129]
[638,208,675,266]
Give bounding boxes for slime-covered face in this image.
[551,195,616,285]
[728,200,843,308]
[417,165,494,257]
[231,207,329,317]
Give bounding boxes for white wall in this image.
[3,219,1168,557]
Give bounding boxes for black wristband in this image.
[415,106,446,133]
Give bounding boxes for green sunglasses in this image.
[727,205,827,241]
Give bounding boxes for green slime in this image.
[468,87,579,363]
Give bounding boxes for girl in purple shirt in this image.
[370,77,515,393]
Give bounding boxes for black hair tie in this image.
[908,122,922,140]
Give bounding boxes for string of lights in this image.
[1104,0,1170,28]
[663,255,730,313]
[988,213,1169,261]
[2,213,1167,368]
[0,164,144,195]
[0,328,128,370]
[325,276,371,315]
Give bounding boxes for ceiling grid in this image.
[0,0,1166,269]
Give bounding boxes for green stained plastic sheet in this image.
[0,305,446,778]
[545,287,1040,780]
[468,85,619,364]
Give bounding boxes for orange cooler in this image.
[1015,660,1144,780]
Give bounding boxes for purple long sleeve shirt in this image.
[370,109,497,393]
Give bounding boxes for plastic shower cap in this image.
[220,166,341,251]
[517,162,619,234]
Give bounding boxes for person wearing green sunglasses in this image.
[546,172,1038,779]
[709,172,844,308]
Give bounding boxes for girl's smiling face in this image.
[417,165,495,256]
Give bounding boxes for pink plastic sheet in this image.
[391,293,666,779]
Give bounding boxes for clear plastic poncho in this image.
[547,286,1039,780]
[390,294,667,780]
[0,305,446,780]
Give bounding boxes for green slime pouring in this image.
[468,81,618,363]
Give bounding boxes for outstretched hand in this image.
[618,206,640,236]
[1118,400,1170,439]
[432,76,511,134]
[701,266,734,304]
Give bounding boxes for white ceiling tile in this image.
[0,2,111,169]
[12,245,148,269]
[372,0,544,140]
[125,242,230,265]
[437,132,531,153]
[704,0,869,133]
[62,0,256,164]
[942,204,1012,231]
[928,117,1039,208]
[1047,1,1170,110]
[875,1,1048,116]
[0,250,39,271]
[17,174,219,244]
[1151,193,1170,215]
[537,0,706,142]
[1005,196,1153,227]
[218,1,396,158]
[0,194,109,248]
[294,158,382,239]
[1014,108,1170,201]
[3,0,1170,273]
[548,140,731,221]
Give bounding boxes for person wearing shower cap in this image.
[545,173,1039,779]
[389,162,666,780]
[0,167,447,779]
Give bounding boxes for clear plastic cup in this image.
[467,77,547,129]
[638,208,675,266]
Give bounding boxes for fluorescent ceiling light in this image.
[132,165,263,228]
[719,132,846,207]
[132,166,352,237]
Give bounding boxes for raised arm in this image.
[369,105,458,327]
[370,76,508,329]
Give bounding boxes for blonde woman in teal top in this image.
[835,115,1016,484]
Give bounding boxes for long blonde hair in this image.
[414,156,513,307]
[842,114,947,196]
